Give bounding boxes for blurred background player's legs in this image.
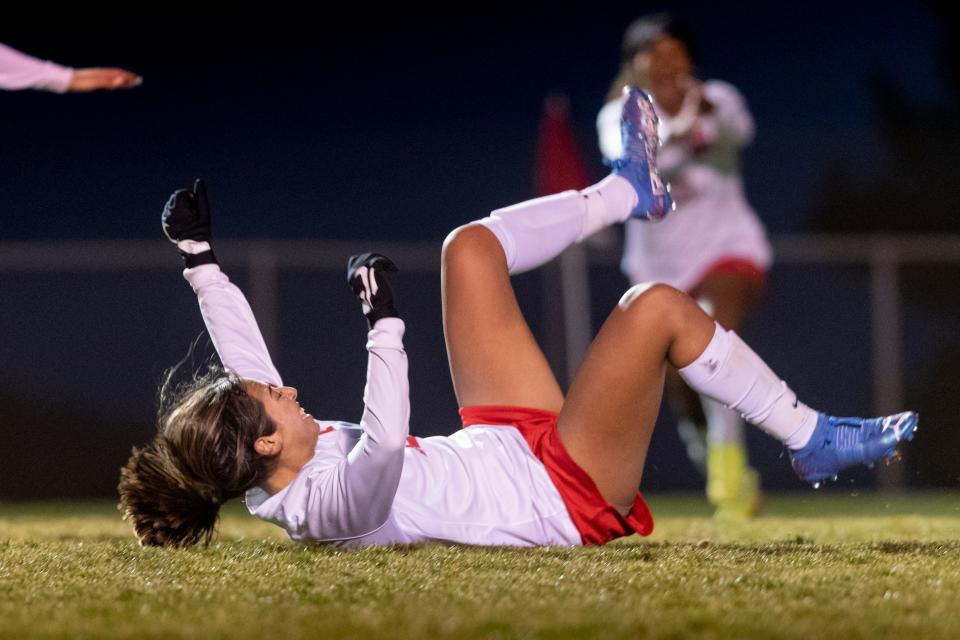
[692,269,764,520]
[663,267,764,520]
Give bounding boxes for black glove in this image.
[347,253,400,328]
[161,178,217,268]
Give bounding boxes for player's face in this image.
[635,36,694,112]
[244,380,319,458]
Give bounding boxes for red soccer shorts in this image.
[460,405,653,545]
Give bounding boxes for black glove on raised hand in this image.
[161,178,217,268]
[347,253,400,328]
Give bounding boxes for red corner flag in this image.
[535,93,589,197]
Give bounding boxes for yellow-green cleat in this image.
[707,442,763,521]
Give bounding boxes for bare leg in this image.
[441,224,564,411]
[558,284,716,507]
[440,225,724,507]
[440,173,640,409]
[440,216,898,504]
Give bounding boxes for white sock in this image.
[679,323,818,450]
[702,397,745,445]
[478,175,637,274]
[580,174,638,234]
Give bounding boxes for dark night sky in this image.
[1,4,956,496]
[0,3,946,241]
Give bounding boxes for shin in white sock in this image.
[679,324,818,450]
[579,174,638,236]
[477,175,638,274]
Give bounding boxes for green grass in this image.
[2,492,959,639]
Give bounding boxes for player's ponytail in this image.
[118,441,224,547]
[118,365,277,548]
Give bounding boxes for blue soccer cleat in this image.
[789,411,919,486]
[610,86,674,221]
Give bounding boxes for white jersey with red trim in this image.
[0,42,72,92]
[184,264,580,547]
[597,80,773,292]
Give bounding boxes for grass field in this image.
[2,492,959,639]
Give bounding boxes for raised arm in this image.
[184,264,283,387]
[162,179,282,386]
[334,315,410,538]
[322,255,410,539]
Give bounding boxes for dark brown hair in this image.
[605,13,700,102]
[118,364,277,547]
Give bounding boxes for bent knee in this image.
[617,283,697,328]
[618,282,685,311]
[442,223,505,268]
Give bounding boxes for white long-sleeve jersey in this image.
[598,80,772,291]
[184,264,580,547]
[0,42,72,92]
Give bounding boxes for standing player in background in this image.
[597,14,772,520]
[0,41,140,93]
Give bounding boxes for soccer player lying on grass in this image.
[118,88,918,548]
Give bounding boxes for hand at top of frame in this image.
[347,253,401,329]
[162,179,217,268]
